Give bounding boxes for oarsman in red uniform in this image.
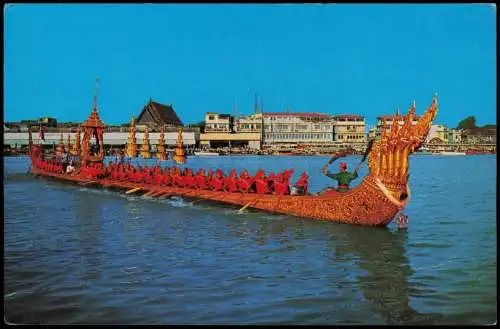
[237,169,253,193]
[267,172,276,193]
[223,168,238,193]
[119,166,127,181]
[162,167,172,186]
[172,167,185,187]
[294,172,309,195]
[143,168,153,184]
[195,169,208,190]
[128,168,137,183]
[273,169,293,195]
[211,169,225,191]
[206,169,214,189]
[183,168,195,189]
[153,168,163,185]
[253,170,270,194]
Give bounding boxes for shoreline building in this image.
[199,110,367,149]
[204,112,235,133]
[261,112,334,146]
[332,115,367,144]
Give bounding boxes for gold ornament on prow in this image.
[125,115,137,158]
[71,127,81,156]
[156,126,168,161]
[140,126,152,159]
[173,127,187,164]
[367,96,438,199]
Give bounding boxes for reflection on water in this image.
[4,156,497,325]
[332,227,441,324]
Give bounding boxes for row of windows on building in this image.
[264,133,334,140]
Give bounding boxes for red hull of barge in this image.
[31,167,400,227]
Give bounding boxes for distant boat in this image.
[439,151,466,156]
[194,151,220,156]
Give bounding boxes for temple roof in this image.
[137,100,183,126]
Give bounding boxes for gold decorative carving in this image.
[173,127,187,164]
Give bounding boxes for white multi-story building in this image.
[332,115,366,143]
[204,112,234,133]
[450,128,463,143]
[425,124,450,144]
[238,112,334,145]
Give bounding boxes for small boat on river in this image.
[439,151,466,156]
[194,151,220,156]
[28,90,438,227]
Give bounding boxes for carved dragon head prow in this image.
[366,95,438,205]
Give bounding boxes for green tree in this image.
[456,116,477,129]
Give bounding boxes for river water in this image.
[4,155,496,324]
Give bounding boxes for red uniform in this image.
[195,169,208,189]
[223,169,238,193]
[273,172,291,196]
[267,172,276,193]
[295,172,309,195]
[254,170,270,194]
[162,168,172,186]
[172,167,184,187]
[237,169,253,193]
[184,169,195,189]
[211,169,225,191]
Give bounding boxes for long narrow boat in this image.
[28,95,438,227]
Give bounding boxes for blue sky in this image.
[4,4,496,128]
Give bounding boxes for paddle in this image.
[238,201,253,213]
[125,187,142,194]
[353,139,375,173]
[361,139,375,163]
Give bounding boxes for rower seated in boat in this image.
[183,168,195,188]
[162,167,172,186]
[195,169,209,190]
[143,169,153,184]
[224,169,238,193]
[273,171,292,195]
[172,167,185,187]
[237,169,253,193]
[321,161,361,193]
[211,169,225,191]
[267,172,276,193]
[293,172,309,195]
[153,169,163,185]
[206,169,214,189]
[253,170,270,194]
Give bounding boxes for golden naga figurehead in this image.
[367,95,438,193]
